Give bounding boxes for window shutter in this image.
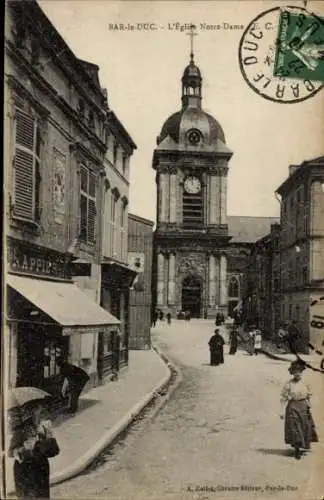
[80,193,88,241]
[13,111,36,221]
[88,198,96,243]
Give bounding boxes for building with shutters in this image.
[99,112,137,380]
[4,0,136,399]
[276,157,324,351]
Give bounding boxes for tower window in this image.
[182,175,203,227]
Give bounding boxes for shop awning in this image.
[101,259,138,288]
[7,274,120,329]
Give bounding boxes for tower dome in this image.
[156,46,226,148]
[158,109,225,146]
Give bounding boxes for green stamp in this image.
[274,9,324,82]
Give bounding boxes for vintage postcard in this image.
[2,0,324,499]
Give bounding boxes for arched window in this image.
[228,276,239,298]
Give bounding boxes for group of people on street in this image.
[276,320,302,354]
[152,309,172,327]
[208,323,262,365]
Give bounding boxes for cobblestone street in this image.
[53,320,324,500]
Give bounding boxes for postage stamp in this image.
[238,6,324,103]
[274,8,324,82]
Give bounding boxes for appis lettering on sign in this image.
[7,240,72,280]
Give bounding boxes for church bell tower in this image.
[153,30,233,318]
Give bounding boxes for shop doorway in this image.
[182,276,202,318]
[17,325,45,388]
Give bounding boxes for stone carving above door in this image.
[177,253,207,278]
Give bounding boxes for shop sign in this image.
[7,237,72,280]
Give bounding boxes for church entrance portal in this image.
[181,276,202,318]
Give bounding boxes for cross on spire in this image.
[187,24,197,62]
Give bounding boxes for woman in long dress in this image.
[208,329,225,366]
[280,359,318,459]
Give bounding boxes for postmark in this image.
[238,6,324,103]
[274,8,324,82]
[301,295,324,372]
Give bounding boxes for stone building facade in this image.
[152,48,279,319]
[242,224,281,337]
[4,0,135,396]
[277,157,324,350]
[128,214,154,349]
[100,111,137,378]
[153,52,233,318]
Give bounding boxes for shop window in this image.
[12,109,42,224]
[44,343,63,379]
[80,165,97,244]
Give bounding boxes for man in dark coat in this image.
[229,327,239,355]
[57,359,90,413]
[208,329,225,366]
[287,320,301,354]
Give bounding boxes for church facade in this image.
[152,50,278,320]
[153,51,234,319]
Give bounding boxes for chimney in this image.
[289,165,300,176]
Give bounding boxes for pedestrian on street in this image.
[166,312,172,325]
[247,325,256,355]
[276,322,288,350]
[111,329,121,381]
[280,359,318,460]
[208,329,225,366]
[215,312,222,326]
[8,403,60,499]
[254,328,262,355]
[229,327,240,355]
[287,320,301,354]
[159,310,164,321]
[152,310,158,327]
[58,358,90,414]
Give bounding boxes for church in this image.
[152,41,278,319]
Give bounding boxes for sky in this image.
[38,0,324,221]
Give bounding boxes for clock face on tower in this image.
[184,176,201,194]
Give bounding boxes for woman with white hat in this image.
[280,359,318,459]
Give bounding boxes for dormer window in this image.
[31,39,40,66]
[78,99,85,117]
[122,154,127,174]
[113,141,118,165]
[88,110,95,129]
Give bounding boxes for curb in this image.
[49,349,171,486]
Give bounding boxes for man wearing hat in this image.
[280,359,318,459]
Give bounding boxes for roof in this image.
[128,213,154,227]
[107,110,137,152]
[228,216,280,243]
[276,156,324,195]
[158,108,225,145]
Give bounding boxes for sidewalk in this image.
[5,349,170,496]
[238,330,322,369]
